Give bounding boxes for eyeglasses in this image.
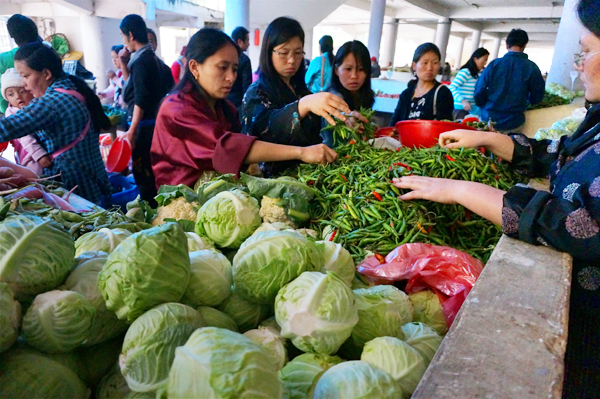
[574,50,600,68]
[273,49,305,60]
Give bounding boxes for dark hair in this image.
[7,14,41,46]
[330,41,374,110]
[258,17,307,91]
[578,0,600,37]
[320,35,334,66]
[174,28,240,96]
[147,28,157,42]
[111,44,124,54]
[408,43,441,88]
[460,47,490,79]
[120,15,149,44]
[232,26,250,44]
[506,29,528,48]
[14,43,110,131]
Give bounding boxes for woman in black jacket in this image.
[390,43,454,125]
[241,17,349,176]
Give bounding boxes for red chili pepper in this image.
[427,226,433,234]
[349,140,357,145]
[445,155,456,162]
[390,222,395,227]
[329,230,337,242]
[393,162,411,170]
[372,191,383,201]
[375,253,385,264]
[340,174,348,181]
[417,222,428,234]
[342,204,348,210]
[456,220,462,226]
[491,164,499,173]
[465,210,472,220]
[307,180,314,186]
[345,155,350,158]
[494,175,499,180]
[396,148,401,152]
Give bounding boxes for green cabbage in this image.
[361,336,427,397]
[233,230,324,304]
[98,222,190,322]
[21,290,96,353]
[316,241,356,287]
[166,327,282,398]
[77,334,124,388]
[181,250,232,307]
[74,228,132,257]
[409,290,448,335]
[0,214,75,300]
[197,306,238,332]
[0,348,90,399]
[186,232,216,252]
[275,271,358,355]
[217,287,273,333]
[62,251,128,346]
[401,322,443,365]
[243,326,288,370]
[279,353,344,399]
[96,364,131,399]
[0,282,21,352]
[119,303,205,393]
[195,188,261,249]
[313,360,404,399]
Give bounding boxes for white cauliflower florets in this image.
[259,196,296,228]
[152,196,199,226]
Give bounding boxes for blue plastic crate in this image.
[109,173,139,212]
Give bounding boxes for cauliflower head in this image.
[152,196,199,226]
[259,196,296,228]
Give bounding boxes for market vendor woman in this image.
[393,0,599,395]
[241,17,351,176]
[0,43,111,205]
[151,28,337,188]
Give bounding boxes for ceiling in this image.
[336,0,564,44]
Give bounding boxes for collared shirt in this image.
[474,51,545,130]
[0,77,111,204]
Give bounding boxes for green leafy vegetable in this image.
[181,250,232,307]
[279,353,344,399]
[74,228,132,257]
[401,322,443,365]
[0,282,21,352]
[197,306,238,332]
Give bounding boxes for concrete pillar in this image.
[79,15,123,91]
[381,18,399,67]
[224,0,250,37]
[490,36,502,61]
[304,28,313,60]
[367,0,386,61]
[434,17,451,63]
[547,0,583,88]
[454,36,466,68]
[470,29,482,55]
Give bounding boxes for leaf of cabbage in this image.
[197,306,238,332]
[401,322,443,365]
[0,214,75,301]
[279,353,344,399]
[0,282,21,352]
[181,250,232,307]
[155,184,199,207]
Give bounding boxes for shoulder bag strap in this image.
[51,88,91,160]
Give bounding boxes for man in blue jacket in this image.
[474,29,545,132]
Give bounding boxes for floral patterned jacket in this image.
[503,103,600,263]
[241,75,322,176]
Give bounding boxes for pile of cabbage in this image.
[0,174,449,399]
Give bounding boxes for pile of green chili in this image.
[292,142,528,263]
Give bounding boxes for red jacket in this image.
[151,85,256,188]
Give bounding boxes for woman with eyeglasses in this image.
[150,28,337,188]
[241,17,350,177]
[393,0,600,395]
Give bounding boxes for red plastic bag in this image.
[357,243,484,327]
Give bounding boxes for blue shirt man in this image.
[474,29,545,132]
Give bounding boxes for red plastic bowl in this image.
[106,137,131,173]
[395,120,477,148]
[375,126,397,138]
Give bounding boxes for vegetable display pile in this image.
[294,141,528,262]
[527,91,571,110]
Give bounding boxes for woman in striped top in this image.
[449,47,489,119]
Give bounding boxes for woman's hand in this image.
[38,155,53,169]
[460,99,472,112]
[439,129,489,149]
[299,93,351,126]
[392,176,461,204]
[299,144,338,165]
[344,111,369,133]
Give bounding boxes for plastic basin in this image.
[106,137,131,173]
[375,126,397,138]
[108,173,139,212]
[395,120,477,148]
[0,142,8,152]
